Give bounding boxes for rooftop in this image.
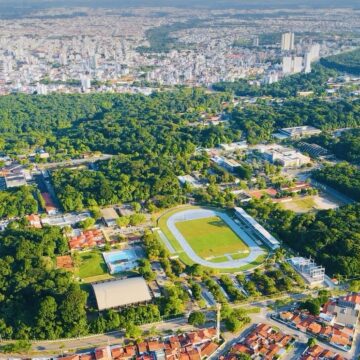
[92,277,152,311]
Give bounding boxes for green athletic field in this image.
[175,216,249,259]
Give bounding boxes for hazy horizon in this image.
[1,0,359,16]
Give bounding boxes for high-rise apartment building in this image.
[282,56,303,74]
[281,32,295,51]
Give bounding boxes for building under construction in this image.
[288,257,325,287]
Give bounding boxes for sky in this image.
[0,0,359,19]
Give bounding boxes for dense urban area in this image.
[0,1,360,360]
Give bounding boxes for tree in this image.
[131,202,142,213]
[125,323,142,340]
[129,214,146,226]
[224,317,242,332]
[307,337,317,347]
[138,259,156,281]
[235,354,251,360]
[187,264,205,277]
[300,299,320,316]
[171,258,186,276]
[58,285,88,337]
[116,216,130,228]
[35,296,60,340]
[0,340,31,353]
[188,311,206,327]
[78,217,95,229]
[349,280,360,292]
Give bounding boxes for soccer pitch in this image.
[157,206,266,270]
[175,216,249,259]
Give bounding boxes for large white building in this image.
[288,257,325,287]
[279,126,322,139]
[211,156,242,172]
[304,44,321,73]
[92,277,152,311]
[260,145,311,168]
[281,32,295,51]
[282,56,303,74]
[218,141,248,152]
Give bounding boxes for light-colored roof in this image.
[235,207,280,248]
[92,277,152,310]
[100,207,119,221]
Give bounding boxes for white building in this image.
[282,56,303,74]
[304,44,321,73]
[260,145,310,168]
[218,141,248,152]
[178,174,203,188]
[288,257,325,286]
[211,156,242,172]
[92,277,152,311]
[281,32,295,51]
[279,126,322,139]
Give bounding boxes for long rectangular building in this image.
[234,207,280,250]
[92,277,152,311]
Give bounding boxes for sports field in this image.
[157,206,266,271]
[175,216,249,259]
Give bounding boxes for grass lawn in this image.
[209,256,230,263]
[175,216,249,259]
[231,252,250,260]
[157,205,201,254]
[280,196,317,213]
[237,253,267,271]
[78,250,108,279]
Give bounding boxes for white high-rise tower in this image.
[281,32,295,51]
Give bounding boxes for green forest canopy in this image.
[245,199,360,277]
[320,48,360,75]
[0,226,88,340]
[313,162,360,201]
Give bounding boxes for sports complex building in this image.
[92,277,152,311]
[234,207,280,250]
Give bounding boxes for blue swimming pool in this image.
[103,248,140,274]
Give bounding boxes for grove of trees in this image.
[0,225,87,340]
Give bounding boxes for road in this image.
[37,154,114,170]
[2,292,359,359]
[27,318,194,356]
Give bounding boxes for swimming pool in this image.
[103,248,141,274]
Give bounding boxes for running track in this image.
[165,208,265,269]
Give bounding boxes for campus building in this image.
[279,126,322,139]
[259,145,311,168]
[288,257,325,286]
[92,277,152,311]
[234,207,280,250]
[211,156,242,172]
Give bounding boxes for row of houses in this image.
[321,294,360,329]
[26,214,107,250]
[278,310,355,351]
[221,323,294,360]
[68,228,105,249]
[300,344,347,360]
[60,328,218,360]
